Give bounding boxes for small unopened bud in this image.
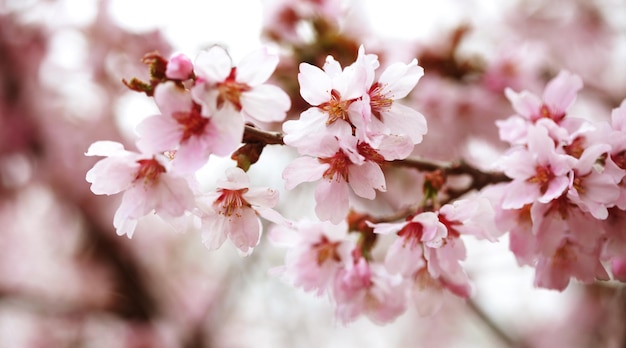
[166,53,194,80]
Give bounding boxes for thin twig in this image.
[243,125,284,145]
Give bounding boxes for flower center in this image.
[216,67,251,111]
[320,89,353,125]
[533,104,565,123]
[135,158,166,186]
[527,165,555,194]
[215,188,249,217]
[312,236,342,266]
[368,82,393,119]
[172,102,209,142]
[397,222,424,248]
[357,141,384,163]
[319,150,351,182]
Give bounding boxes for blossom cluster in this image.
[282,46,427,223]
[271,197,499,324]
[84,43,626,326]
[492,71,626,290]
[86,46,288,255]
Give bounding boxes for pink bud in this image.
[166,53,193,80]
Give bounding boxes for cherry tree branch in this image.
[242,125,512,193]
[243,125,285,145]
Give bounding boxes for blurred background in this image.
[1,0,626,347]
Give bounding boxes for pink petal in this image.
[152,175,195,218]
[172,136,211,173]
[373,134,414,161]
[380,103,427,144]
[201,215,228,250]
[225,207,262,256]
[241,84,291,123]
[347,161,386,199]
[335,63,367,100]
[85,141,126,157]
[315,179,349,223]
[496,116,529,145]
[113,210,138,238]
[217,167,249,190]
[194,46,232,82]
[244,187,279,208]
[154,81,193,116]
[86,157,138,195]
[611,100,626,131]
[282,156,327,190]
[502,181,540,209]
[539,176,569,203]
[208,105,245,156]
[236,47,278,86]
[282,108,329,152]
[298,63,331,106]
[385,238,424,276]
[135,115,182,154]
[504,88,542,120]
[369,221,406,235]
[542,70,583,114]
[378,59,424,99]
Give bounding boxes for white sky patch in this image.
[108,0,264,61]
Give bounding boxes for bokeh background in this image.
[1,0,626,347]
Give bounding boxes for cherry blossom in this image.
[270,219,355,295]
[135,81,242,173]
[498,125,576,209]
[355,46,427,145]
[370,212,446,276]
[191,45,291,125]
[332,257,407,325]
[85,141,195,238]
[282,54,368,151]
[196,167,280,256]
[497,70,584,145]
[282,130,386,223]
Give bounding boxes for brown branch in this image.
[243,125,284,145]
[242,126,512,202]
[392,157,511,198]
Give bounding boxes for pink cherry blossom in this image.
[497,70,583,144]
[282,131,386,223]
[534,235,608,291]
[423,237,472,298]
[498,125,576,209]
[269,219,355,295]
[566,143,619,219]
[369,212,446,276]
[85,141,195,238]
[136,82,242,173]
[191,45,291,126]
[282,55,368,150]
[332,258,406,325]
[196,167,280,256]
[355,46,427,145]
[438,197,502,241]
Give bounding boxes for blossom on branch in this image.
[196,167,281,256]
[135,81,242,173]
[85,141,195,238]
[191,45,291,127]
